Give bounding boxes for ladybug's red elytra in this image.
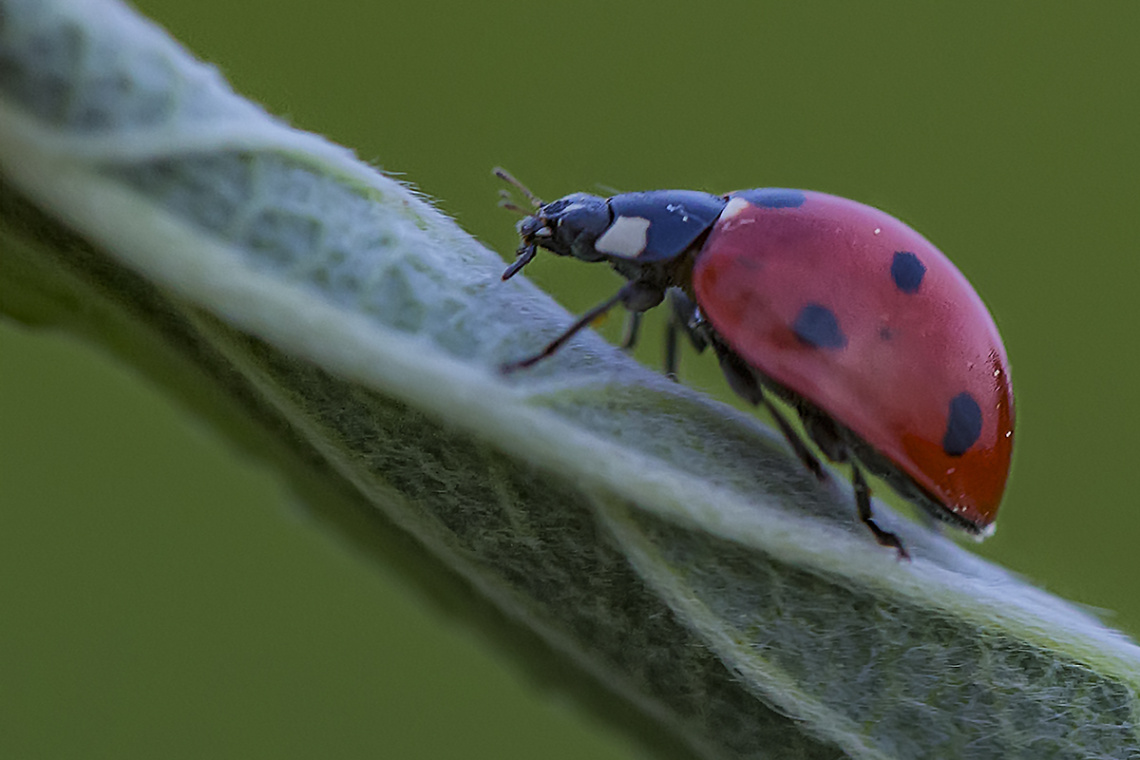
[495,169,1014,559]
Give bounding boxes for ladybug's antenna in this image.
[497,190,532,216]
[494,167,543,211]
[495,168,546,279]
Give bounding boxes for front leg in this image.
[502,280,665,373]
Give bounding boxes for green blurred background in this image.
[2,1,1138,757]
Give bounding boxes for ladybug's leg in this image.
[851,465,910,561]
[663,316,680,380]
[759,396,826,482]
[802,409,909,558]
[664,290,709,380]
[620,311,642,352]
[712,346,825,481]
[502,280,664,373]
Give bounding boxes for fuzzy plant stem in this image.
[1,1,1139,758]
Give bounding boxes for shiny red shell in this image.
[692,191,1014,528]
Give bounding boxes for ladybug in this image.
[494,168,1014,559]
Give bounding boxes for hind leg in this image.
[851,465,909,560]
[803,409,909,559]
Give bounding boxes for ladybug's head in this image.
[495,168,612,280]
[519,193,611,258]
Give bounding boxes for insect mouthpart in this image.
[502,215,558,280]
[517,214,553,241]
[502,243,538,280]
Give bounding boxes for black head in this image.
[518,193,611,257]
[496,168,614,281]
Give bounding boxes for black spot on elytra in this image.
[735,188,806,209]
[943,392,982,456]
[794,304,847,350]
[891,251,926,294]
[878,325,894,341]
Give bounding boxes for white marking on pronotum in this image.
[595,216,651,257]
[721,196,750,219]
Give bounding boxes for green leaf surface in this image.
[2,1,1138,758]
